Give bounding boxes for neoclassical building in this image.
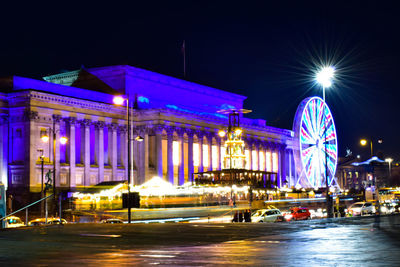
[0,65,296,202]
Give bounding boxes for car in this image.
[4,216,25,228]
[28,217,67,226]
[380,202,397,214]
[100,218,124,224]
[284,207,311,221]
[251,209,284,223]
[347,202,375,216]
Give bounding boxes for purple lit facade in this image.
[0,65,297,202]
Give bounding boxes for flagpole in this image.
[183,40,186,78]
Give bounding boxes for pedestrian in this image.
[244,210,251,222]
[232,211,239,222]
[239,211,243,222]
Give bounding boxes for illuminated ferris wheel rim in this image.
[293,96,338,188]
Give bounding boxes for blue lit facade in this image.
[0,65,297,203]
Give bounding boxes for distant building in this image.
[0,65,297,204]
[336,156,391,190]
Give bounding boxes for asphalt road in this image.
[0,215,399,266]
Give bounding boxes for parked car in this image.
[380,202,397,214]
[284,207,311,221]
[251,209,284,223]
[347,202,375,216]
[28,217,67,226]
[100,218,124,224]
[4,216,25,228]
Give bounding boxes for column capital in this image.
[24,110,39,121]
[52,114,62,123]
[78,119,91,127]
[152,125,164,135]
[165,126,175,137]
[118,125,127,133]
[94,121,106,129]
[186,128,195,138]
[107,123,119,131]
[64,117,77,125]
[195,130,205,139]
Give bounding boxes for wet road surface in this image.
[1,215,399,266]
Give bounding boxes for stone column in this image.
[279,144,287,188]
[0,116,8,188]
[255,141,260,171]
[166,127,174,184]
[95,121,105,183]
[197,131,204,173]
[247,139,253,170]
[142,128,149,184]
[51,115,62,187]
[154,126,164,178]
[216,137,222,170]
[187,130,194,182]
[66,117,76,188]
[27,111,39,189]
[108,123,118,181]
[207,133,213,171]
[263,143,268,172]
[80,119,91,186]
[177,129,185,185]
[118,126,128,180]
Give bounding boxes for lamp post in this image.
[41,122,68,219]
[316,66,335,218]
[360,139,373,157]
[113,95,144,223]
[385,158,393,178]
[37,149,45,217]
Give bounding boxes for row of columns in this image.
[40,117,289,187]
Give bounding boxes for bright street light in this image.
[360,139,367,146]
[385,158,393,177]
[316,66,335,89]
[315,65,335,219]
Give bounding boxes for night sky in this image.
[1,1,399,160]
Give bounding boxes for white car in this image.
[347,202,375,216]
[251,209,284,223]
[5,216,25,228]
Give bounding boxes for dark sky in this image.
[1,1,399,160]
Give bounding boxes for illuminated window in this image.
[266,152,272,172]
[272,152,278,172]
[245,150,250,169]
[193,143,199,167]
[173,141,179,165]
[212,145,218,169]
[259,151,265,171]
[252,150,258,170]
[203,144,209,167]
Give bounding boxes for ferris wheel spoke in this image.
[296,97,337,189]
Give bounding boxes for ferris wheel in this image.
[293,97,338,188]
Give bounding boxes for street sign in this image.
[0,183,5,228]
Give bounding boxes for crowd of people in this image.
[232,210,252,222]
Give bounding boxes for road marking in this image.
[80,234,121,238]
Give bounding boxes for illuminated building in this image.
[0,65,295,203]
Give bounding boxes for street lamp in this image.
[360,139,373,157]
[37,149,45,217]
[113,95,143,223]
[316,65,335,218]
[385,158,393,177]
[41,124,68,219]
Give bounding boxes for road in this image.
[0,215,399,266]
